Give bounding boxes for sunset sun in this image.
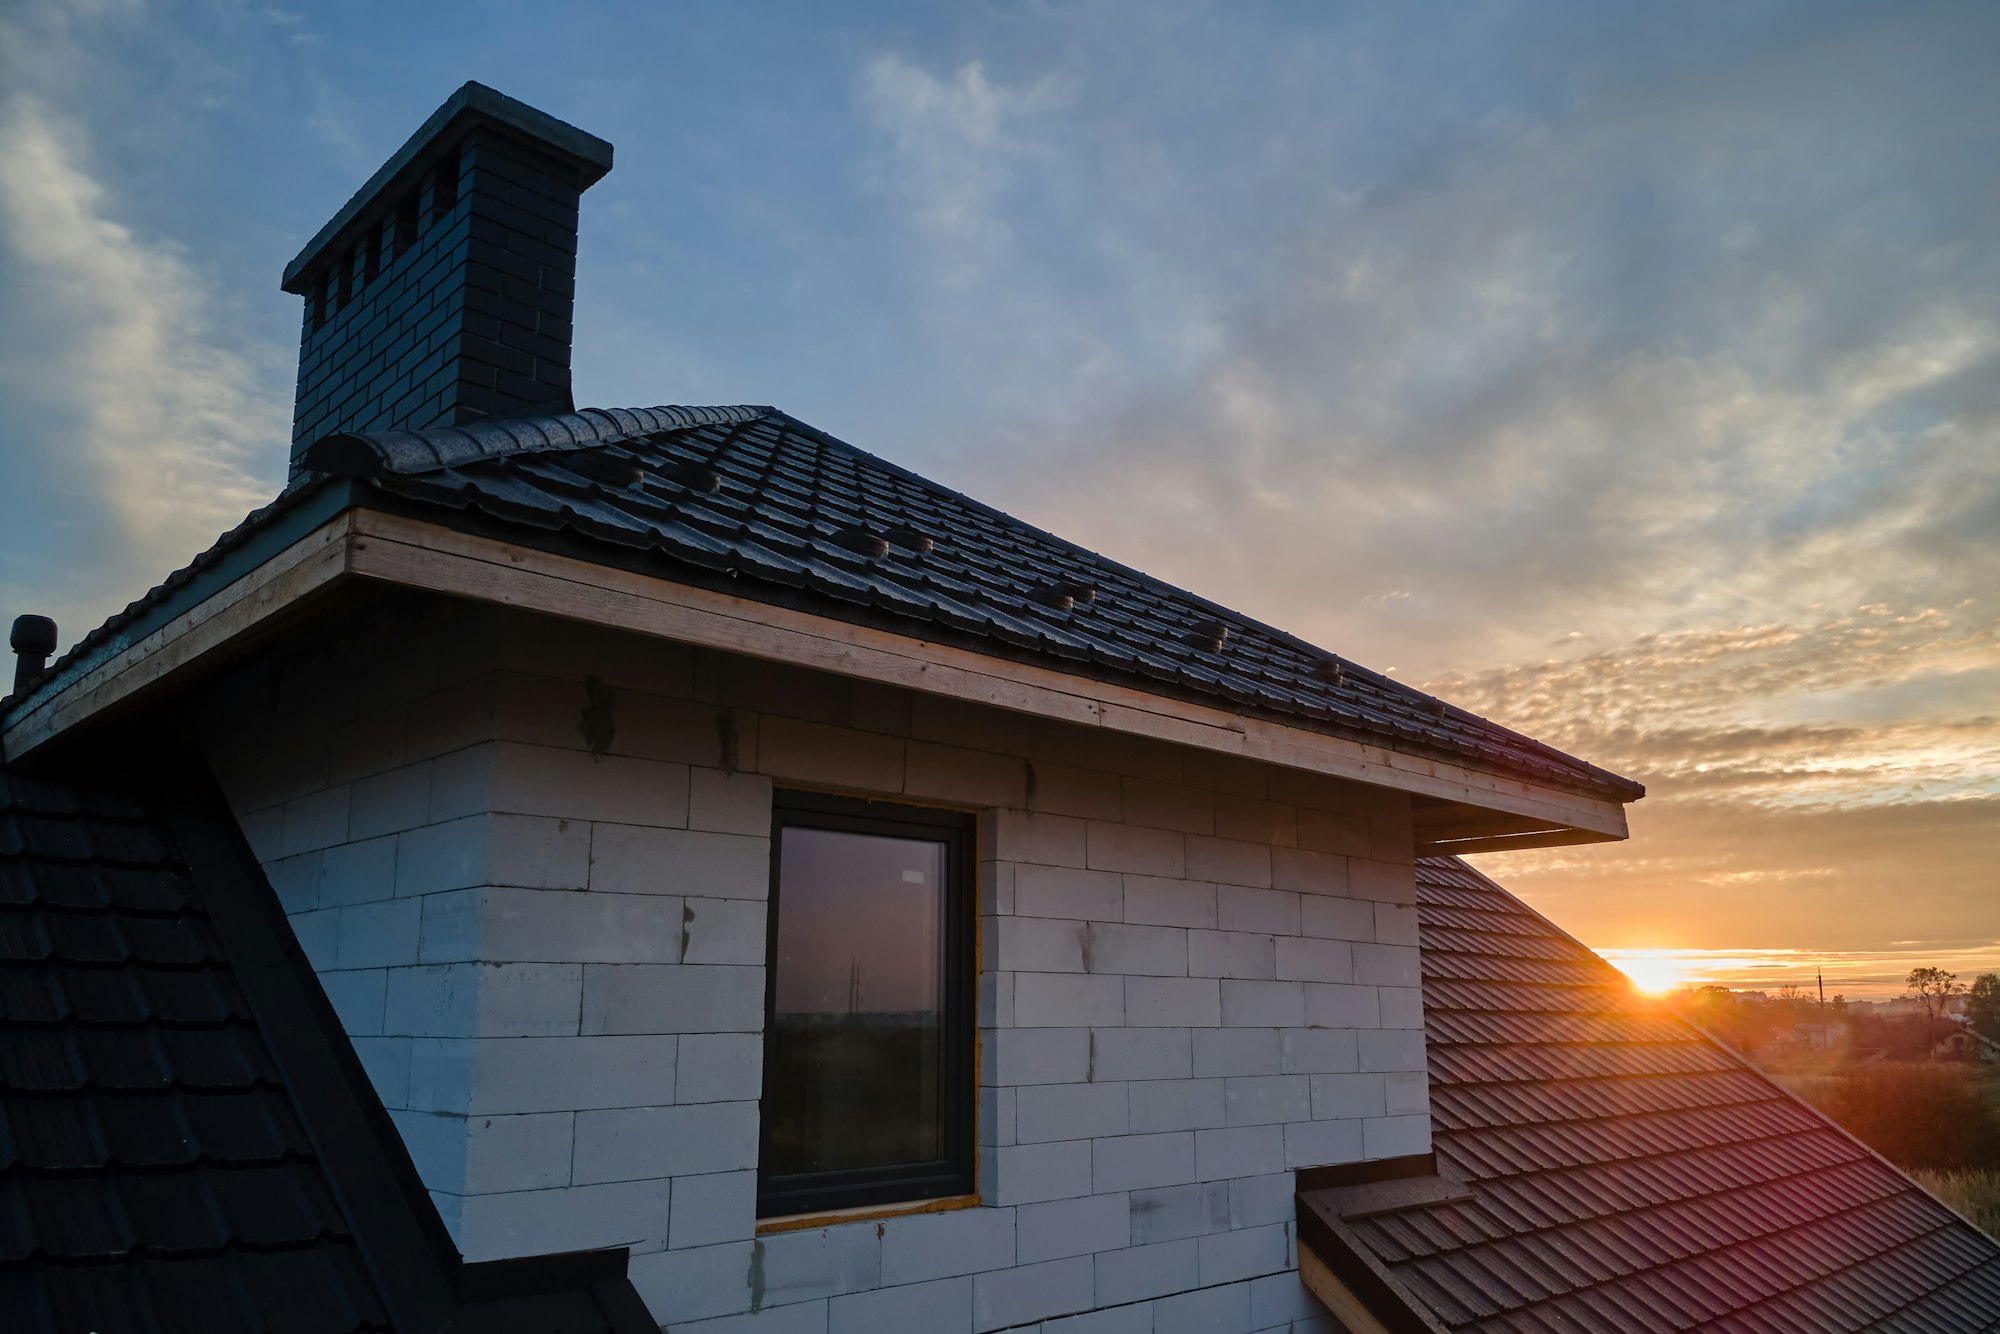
[1606,949,1690,995]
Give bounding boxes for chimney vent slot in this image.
[364,222,382,285]
[336,248,354,308]
[432,148,460,222]
[394,193,419,256]
[311,271,329,333]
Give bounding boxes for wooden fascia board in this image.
[2,513,356,760]
[344,509,1631,841]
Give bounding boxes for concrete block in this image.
[758,717,904,792]
[1125,977,1220,1028]
[755,1223,883,1306]
[385,962,583,1039]
[1304,984,1380,1030]
[1018,1082,1129,1144]
[1213,794,1293,847]
[395,816,488,897]
[684,898,768,966]
[1373,900,1420,946]
[407,1038,475,1114]
[1364,1114,1433,1159]
[583,963,765,1034]
[985,1027,1092,1086]
[906,741,1029,808]
[980,860,1016,916]
[988,809,1088,868]
[1230,1173,1296,1228]
[1270,848,1347,899]
[321,969,387,1037]
[671,1170,757,1250]
[1085,822,1184,878]
[461,1176,673,1261]
[1086,923,1187,977]
[266,852,322,915]
[1016,865,1124,922]
[445,886,687,965]
[1025,761,1123,821]
[1128,1180,1229,1245]
[1200,1223,1289,1287]
[980,1086,1017,1148]
[1310,1074,1386,1121]
[1369,815,1413,866]
[675,1301,828,1334]
[1033,722,1182,785]
[911,694,1035,756]
[1094,1238,1196,1306]
[1347,858,1416,905]
[281,785,352,856]
[1299,896,1374,943]
[1219,980,1305,1029]
[573,1100,758,1182]
[1352,942,1420,987]
[1127,1079,1225,1134]
[1280,1029,1359,1075]
[1379,985,1424,1030]
[489,741,690,827]
[1089,1028,1192,1083]
[428,745,496,821]
[318,836,397,909]
[1284,1118,1362,1170]
[1121,780,1213,835]
[1193,1028,1280,1078]
[974,1256,1094,1331]
[1120,876,1216,929]
[1216,886,1298,935]
[995,917,1088,973]
[338,898,423,969]
[1092,1132,1194,1192]
[348,762,434,841]
[1155,1278,1254,1334]
[1015,1193,1131,1264]
[1358,1029,1426,1073]
[389,1108,468,1195]
[484,813,591,889]
[981,971,1015,1027]
[1224,1075,1311,1126]
[881,1206,1017,1284]
[1195,1125,1285,1182]
[678,1033,765,1104]
[593,824,768,899]
[1044,1301,1154,1334]
[690,768,774,836]
[352,1036,412,1108]
[1249,1270,1326,1326]
[1185,836,1269,888]
[1188,930,1275,980]
[470,1034,678,1113]
[1274,938,1353,985]
[629,1240,756,1324]
[981,1139,1094,1205]
[1016,973,1125,1028]
[612,693,732,767]
[1294,808,1370,858]
[827,1276,970,1334]
[463,1111,572,1193]
[1385,1071,1429,1115]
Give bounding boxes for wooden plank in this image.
[345,510,1632,841]
[1298,1243,1396,1334]
[4,514,356,759]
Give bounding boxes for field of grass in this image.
[1910,1169,2000,1239]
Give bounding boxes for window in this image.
[758,792,975,1218]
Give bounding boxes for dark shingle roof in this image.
[293,405,1641,805]
[1299,857,2000,1332]
[0,757,655,1333]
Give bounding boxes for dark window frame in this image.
[757,791,977,1218]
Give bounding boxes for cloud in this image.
[0,92,284,643]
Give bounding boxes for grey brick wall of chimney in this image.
[281,83,613,469]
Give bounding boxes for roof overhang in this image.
[4,506,1631,850]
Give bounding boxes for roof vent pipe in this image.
[10,615,56,696]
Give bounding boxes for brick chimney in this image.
[281,83,612,469]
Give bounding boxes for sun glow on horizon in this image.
[1603,948,1692,995]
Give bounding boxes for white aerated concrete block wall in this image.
[206,597,1424,1333]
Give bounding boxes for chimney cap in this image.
[10,614,56,657]
[281,81,613,293]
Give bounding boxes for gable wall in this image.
[201,595,1425,1334]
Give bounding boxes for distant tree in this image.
[1830,993,1848,1019]
[1905,967,1964,1031]
[1970,973,2000,1042]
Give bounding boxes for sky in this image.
[1,1,1994,997]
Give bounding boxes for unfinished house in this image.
[5,83,1998,1334]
